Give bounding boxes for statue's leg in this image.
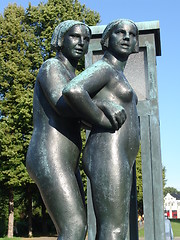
[90,155,132,240]
[38,168,87,239]
[33,154,87,240]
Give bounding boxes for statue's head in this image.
[51,20,91,53]
[101,19,139,55]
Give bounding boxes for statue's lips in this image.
[120,43,130,48]
[74,48,83,53]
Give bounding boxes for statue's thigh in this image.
[37,160,86,230]
[90,156,132,222]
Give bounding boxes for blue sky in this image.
[1,0,180,190]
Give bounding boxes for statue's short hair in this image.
[51,20,91,51]
[101,19,139,53]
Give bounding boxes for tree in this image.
[136,146,143,215]
[25,0,100,62]
[0,184,9,237]
[164,187,180,197]
[0,0,100,237]
[0,4,41,237]
[162,166,167,189]
[79,129,87,203]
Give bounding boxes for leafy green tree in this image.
[25,0,100,61]
[0,185,9,237]
[162,166,166,188]
[0,4,40,237]
[164,186,180,197]
[0,0,100,237]
[136,146,143,215]
[80,129,87,203]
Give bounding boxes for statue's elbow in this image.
[63,86,82,101]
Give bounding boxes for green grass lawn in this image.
[138,225,144,237]
[171,219,180,237]
[0,238,21,240]
[138,219,180,237]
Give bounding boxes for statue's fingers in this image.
[109,115,119,130]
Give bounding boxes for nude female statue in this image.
[63,19,140,240]
[26,20,91,240]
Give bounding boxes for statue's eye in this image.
[130,32,136,37]
[70,34,79,38]
[84,36,90,42]
[115,29,125,34]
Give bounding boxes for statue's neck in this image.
[103,51,127,72]
[56,52,77,75]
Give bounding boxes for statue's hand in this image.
[103,103,126,130]
[95,100,127,131]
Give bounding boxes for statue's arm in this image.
[93,99,127,129]
[37,60,79,118]
[80,99,126,130]
[63,63,123,130]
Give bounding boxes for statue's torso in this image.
[26,58,82,180]
[84,60,140,172]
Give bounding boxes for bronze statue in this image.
[63,19,140,240]
[26,20,91,240]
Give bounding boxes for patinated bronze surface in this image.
[27,18,140,240]
[63,19,140,240]
[26,20,91,240]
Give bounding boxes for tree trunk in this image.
[27,186,33,237]
[7,188,14,238]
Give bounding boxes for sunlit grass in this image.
[138,225,144,237]
[0,238,21,240]
[171,219,180,237]
[138,219,180,237]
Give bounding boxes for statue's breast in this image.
[108,71,134,103]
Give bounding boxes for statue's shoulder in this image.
[86,59,112,74]
[95,58,111,68]
[41,58,60,70]
[37,58,58,81]
[38,58,64,77]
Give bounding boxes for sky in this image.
[0,0,180,191]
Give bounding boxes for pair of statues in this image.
[26,19,140,240]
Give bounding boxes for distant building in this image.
[164,193,180,219]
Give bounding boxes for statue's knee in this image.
[97,223,128,240]
[75,215,87,236]
[66,214,87,239]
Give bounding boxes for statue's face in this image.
[108,21,137,60]
[61,25,90,61]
